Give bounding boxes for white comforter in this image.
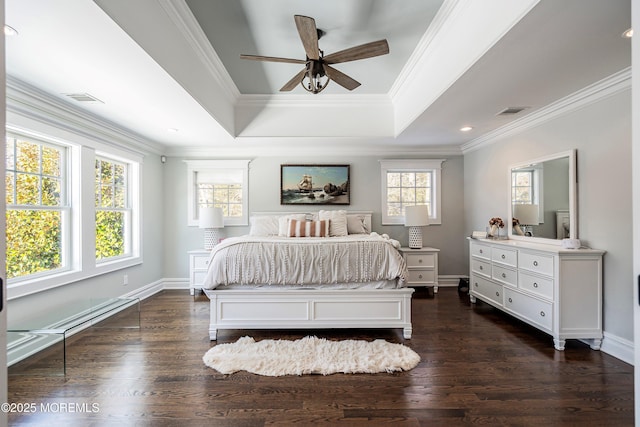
[203,233,408,289]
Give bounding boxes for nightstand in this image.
[399,247,439,293]
[188,249,211,295]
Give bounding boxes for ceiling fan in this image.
[240,15,389,94]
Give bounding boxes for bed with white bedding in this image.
[202,211,414,340]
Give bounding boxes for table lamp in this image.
[513,204,539,237]
[199,207,224,250]
[405,205,430,249]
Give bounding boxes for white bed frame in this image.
[203,212,414,340]
[204,287,414,340]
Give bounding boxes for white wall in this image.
[463,88,633,353]
[162,154,467,281]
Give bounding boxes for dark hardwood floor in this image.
[7,288,634,426]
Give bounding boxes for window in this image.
[380,159,444,225]
[95,156,130,261]
[512,170,534,204]
[5,136,69,280]
[186,160,250,226]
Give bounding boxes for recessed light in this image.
[168,128,179,133]
[460,126,473,132]
[623,28,633,38]
[4,25,18,36]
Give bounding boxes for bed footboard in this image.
[203,288,414,340]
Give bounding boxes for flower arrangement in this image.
[489,217,505,228]
[488,217,505,238]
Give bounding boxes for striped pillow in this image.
[287,219,330,237]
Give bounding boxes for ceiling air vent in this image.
[64,93,104,103]
[497,106,528,116]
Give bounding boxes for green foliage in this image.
[6,210,62,279]
[95,210,125,260]
[5,138,128,279]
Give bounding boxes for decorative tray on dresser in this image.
[468,237,605,351]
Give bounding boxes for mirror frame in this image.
[507,149,577,245]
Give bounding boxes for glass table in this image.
[8,298,140,376]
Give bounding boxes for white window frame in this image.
[95,155,133,263]
[185,160,250,227]
[5,134,71,281]
[5,126,143,299]
[380,159,444,225]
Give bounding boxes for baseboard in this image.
[438,275,466,288]
[599,331,634,365]
[162,278,190,291]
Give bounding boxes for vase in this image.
[489,224,499,237]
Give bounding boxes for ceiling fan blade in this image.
[324,39,389,64]
[280,68,308,92]
[294,15,320,60]
[323,64,361,91]
[240,54,306,65]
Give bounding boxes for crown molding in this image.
[160,0,240,103]
[461,67,632,153]
[6,76,164,156]
[164,140,463,158]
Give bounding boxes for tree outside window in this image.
[5,136,66,279]
[95,157,129,260]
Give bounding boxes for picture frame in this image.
[280,164,350,205]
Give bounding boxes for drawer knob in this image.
[474,282,478,287]
[495,292,500,297]
[418,274,423,279]
[508,297,513,303]
[418,259,423,263]
[479,249,483,254]
[533,282,538,288]
[501,254,506,259]
[533,260,539,267]
[479,266,483,270]
[501,273,506,278]
[205,260,210,265]
[540,311,546,317]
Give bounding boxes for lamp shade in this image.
[199,207,224,229]
[404,205,430,227]
[513,204,539,225]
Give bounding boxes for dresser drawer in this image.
[406,269,436,284]
[491,247,517,267]
[518,251,554,277]
[503,288,552,332]
[519,271,554,300]
[405,253,435,268]
[192,254,211,270]
[471,258,491,277]
[470,274,503,307]
[492,264,517,288]
[470,242,491,260]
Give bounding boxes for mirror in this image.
[508,150,577,244]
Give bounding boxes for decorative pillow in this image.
[278,214,307,236]
[346,214,369,234]
[249,216,280,236]
[287,219,330,237]
[318,210,348,237]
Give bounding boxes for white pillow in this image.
[278,214,307,236]
[346,214,369,234]
[249,216,279,236]
[318,210,348,237]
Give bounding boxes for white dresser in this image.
[468,238,604,351]
[188,249,211,295]
[399,247,439,292]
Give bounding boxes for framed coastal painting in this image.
[280,164,350,205]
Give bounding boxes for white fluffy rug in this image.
[202,336,421,376]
